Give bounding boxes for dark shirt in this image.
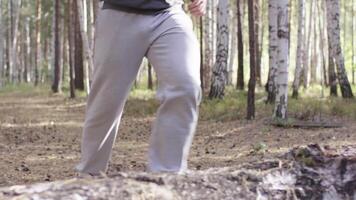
[101,0,184,13]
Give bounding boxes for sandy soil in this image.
[0,91,355,187]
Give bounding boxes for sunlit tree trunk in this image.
[236,0,244,90]
[52,0,62,93]
[325,0,354,98]
[77,0,93,94]
[202,0,213,93]
[273,0,289,119]
[247,0,256,120]
[209,0,229,99]
[303,0,313,89]
[266,0,278,104]
[292,0,305,98]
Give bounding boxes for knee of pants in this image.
[158,82,202,107]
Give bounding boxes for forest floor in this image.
[0,85,356,187]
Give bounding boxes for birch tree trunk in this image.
[266,0,278,104]
[325,0,354,98]
[227,11,236,85]
[203,0,213,93]
[34,0,42,86]
[236,0,244,90]
[303,0,313,88]
[77,0,94,94]
[273,0,289,119]
[246,0,256,120]
[10,0,21,83]
[292,0,305,98]
[209,0,229,99]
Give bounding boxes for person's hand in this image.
[188,0,207,17]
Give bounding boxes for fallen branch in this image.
[1,144,355,200]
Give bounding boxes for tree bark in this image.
[68,0,76,98]
[292,0,305,98]
[325,0,354,98]
[302,0,313,89]
[236,0,244,90]
[73,0,85,91]
[273,0,289,119]
[209,0,229,99]
[0,0,4,87]
[266,0,278,104]
[246,0,256,120]
[34,0,42,86]
[202,0,213,94]
[52,0,62,93]
[77,0,94,94]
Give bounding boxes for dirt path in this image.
[1,92,355,187]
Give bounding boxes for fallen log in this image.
[0,144,355,200]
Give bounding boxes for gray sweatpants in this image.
[75,5,201,175]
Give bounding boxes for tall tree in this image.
[247,0,256,120]
[266,0,278,103]
[34,0,42,86]
[73,0,84,91]
[68,0,76,98]
[52,0,62,93]
[77,0,93,94]
[236,0,244,90]
[209,0,229,99]
[273,0,289,119]
[303,0,314,88]
[325,0,354,98]
[202,0,213,93]
[0,0,4,87]
[292,0,305,98]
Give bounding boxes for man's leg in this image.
[146,10,202,173]
[75,8,149,175]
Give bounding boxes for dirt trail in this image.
[0,92,355,187]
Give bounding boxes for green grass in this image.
[1,83,356,121]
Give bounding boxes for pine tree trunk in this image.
[266,0,278,104]
[148,62,153,90]
[254,0,261,86]
[246,0,256,120]
[236,0,244,90]
[273,0,289,119]
[68,0,76,98]
[52,0,62,93]
[34,0,42,86]
[209,0,229,99]
[325,0,354,98]
[74,0,85,91]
